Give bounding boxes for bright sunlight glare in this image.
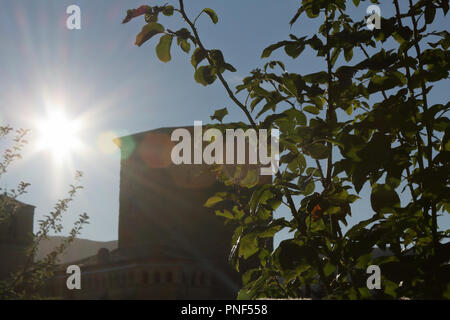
[37,109,82,162]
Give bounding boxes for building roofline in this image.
[0,194,35,209]
[112,122,250,148]
[112,125,195,148]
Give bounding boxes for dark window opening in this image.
[128,271,135,284]
[142,271,149,284]
[154,271,161,284]
[200,273,206,286]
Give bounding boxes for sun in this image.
[37,109,82,161]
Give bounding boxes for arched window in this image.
[109,274,114,287]
[94,275,99,289]
[50,284,56,297]
[128,271,135,285]
[154,271,161,284]
[119,273,126,287]
[211,275,220,287]
[166,271,173,283]
[82,276,87,290]
[199,272,206,286]
[142,271,149,284]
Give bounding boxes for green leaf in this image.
[156,34,173,62]
[425,4,436,24]
[215,209,234,219]
[239,168,259,188]
[202,8,218,24]
[194,66,217,86]
[261,41,290,58]
[302,181,315,195]
[249,185,272,214]
[276,240,314,272]
[358,287,372,299]
[306,143,328,160]
[253,86,271,97]
[331,48,342,67]
[162,5,174,16]
[145,13,158,23]
[286,109,307,126]
[239,234,258,259]
[390,70,407,85]
[284,42,306,59]
[237,289,252,300]
[287,153,306,173]
[383,280,399,298]
[370,183,400,213]
[135,22,165,47]
[304,106,320,115]
[306,6,320,18]
[258,219,288,239]
[204,194,224,208]
[250,96,263,112]
[255,101,277,119]
[433,117,449,132]
[210,107,228,122]
[210,49,226,70]
[180,39,191,53]
[303,71,328,84]
[289,7,304,26]
[344,47,353,62]
[346,215,382,238]
[324,262,336,277]
[224,63,237,72]
[307,35,323,51]
[191,47,208,68]
[443,284,450,299]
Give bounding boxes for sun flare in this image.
[37,109,82,161]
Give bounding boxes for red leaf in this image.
[135,22,164,47]
[122,5,151,24]
[312,204,323,221]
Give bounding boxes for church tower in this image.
[115,126,236,263]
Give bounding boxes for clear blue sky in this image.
[0,0,448,246]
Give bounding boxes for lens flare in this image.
[37,108,82,162]
[97,131,119,154]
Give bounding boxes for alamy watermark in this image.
[366,265,381,290]
[66,5,81,30]
[170,121,280,176]
[64,263,382,291]
[366,5,381,30]
[66,265,81,290]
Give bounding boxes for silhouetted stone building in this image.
[48,126,272,299]
[0,196,35,280]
